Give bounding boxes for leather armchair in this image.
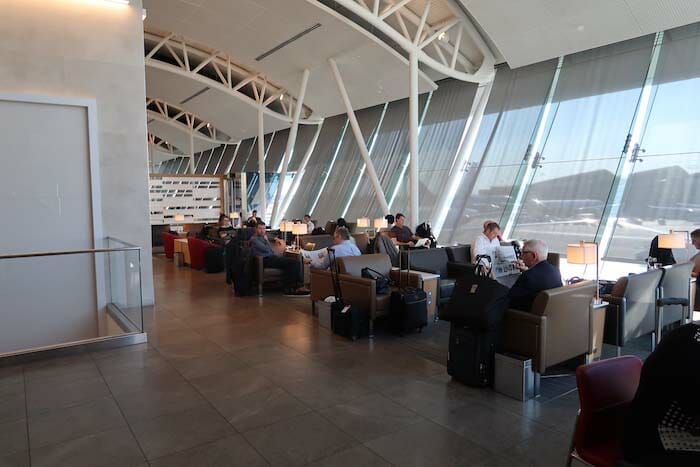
[352,233,370,254]
[657,262,694,338]
[601,268,664,348]
[300,234,334,250]
[251,256,285,296]
[310,253,421,334]
[161,232,177,259]
[445,245,471,264]
[501,281,597,374]
[402,248,473,306]
[187,237,221,270]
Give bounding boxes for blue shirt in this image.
[312,240,361,269]
[250,234,274,257]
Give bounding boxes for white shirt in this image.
[305,220,315,232]
[311,240,361,269]
[473,233,500,263]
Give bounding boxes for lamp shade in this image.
[566,241,597,265]
[357,217,370,228]
[292,223,308,235]
[174,214,185,222]
[658,231,687,249]
[374,218,388,229]
[230,212,240,219]
[280,221,294,232]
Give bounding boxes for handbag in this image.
[361,267,391,295]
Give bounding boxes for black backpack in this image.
[225,234,251,296]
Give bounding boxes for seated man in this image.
[250,221,308,296]
[691,229,700,278]
[509,239,562,311]
[390,213,427,246]
[303,214,315,233]
[309,227,361,269]
[473,221,502,264]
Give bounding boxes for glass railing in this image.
[0,237,145,357]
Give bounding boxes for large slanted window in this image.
[510,35,655,255]
[607,24,700,261]
[391,79,477,225]
[443,60,557,244]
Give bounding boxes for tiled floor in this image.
[0,256,593,467]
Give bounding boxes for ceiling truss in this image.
[312,0,495,82]
[144,30,322,124]
[146,97,232,146]
[148,133,184,156]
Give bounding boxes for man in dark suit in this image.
[509,239,562,311]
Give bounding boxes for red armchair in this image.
[161,232,178,259]
[187,237,220,270]
[568,356,643,467]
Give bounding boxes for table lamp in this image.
[567,241,600,303]
[280,221,294,245]
[292,223,308,250]
[174,214,185,223]
[374,218,388,230]
[357,217,370,234]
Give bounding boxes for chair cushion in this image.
[408,248,449,277]
[338,254,392,277]
[439,278,456,302]
[446,246,470,264]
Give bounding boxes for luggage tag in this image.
[470,284,478,294]
[341,305,351,314]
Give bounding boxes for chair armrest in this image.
[337,274,378,320]
[601,294,623,306]
[409,265,441,275]
[310,269,335,303]
[447,261,474,279]
[254,256,264,284]
[502,309,547,373]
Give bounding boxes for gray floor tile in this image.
[364,419,491,467]
[25,375,111,417]
[28,396,126,449]
[0,366,23,390]
[244,412,356,467]
[0,383,26,424]
[30,427,145,467]
[500,426,572,467]
[149,434,268,467]
[211,386,311,432]
[0,418,28,455]
[320,393,424,443]
[169,353,249,380]
[381,377,473,420]
[0,450,29,467]
[114,381,208,423]
[94,348,167,376]
[189,367,275,401]
[102,364,184,396]
[232,343,305,366]
[156,340,226,360]
[130,405,235,460]
[281,373,372,410]
[306,445,392,467]
[429,400,543,452]
[23,355,98,385]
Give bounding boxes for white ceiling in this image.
[142,0,438,145]
[460,0,700,68]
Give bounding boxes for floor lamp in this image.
[280,221,294,245]
[373,217,388,238]
[292,223,308,251]
[567,241,600,304]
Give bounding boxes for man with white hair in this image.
[509,239,562,311]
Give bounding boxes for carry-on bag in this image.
[447,323,498,387]
[390,247,428,335]
[440,257,509,331]
[329,249,369,340]
[204,246,224,273]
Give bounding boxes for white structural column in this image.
[271,69,310,227]
[408,51,420,226]
[188,134,195,174]
[278,120,324,221]
[432,80,494,237]
[329,58,390,215]
[257,106,266,222]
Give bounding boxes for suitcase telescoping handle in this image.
[329,247,342,301]
[398,245,411,288]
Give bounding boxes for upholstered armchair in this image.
[501,281,597,374]
[402,248,473,306]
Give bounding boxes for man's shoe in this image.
[284,289,310,297]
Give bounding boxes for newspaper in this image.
[491,245,519,278]
[299,248,327,265]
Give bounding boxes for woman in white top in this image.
[473,221,502,264]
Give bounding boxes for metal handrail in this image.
[0,246,141,260]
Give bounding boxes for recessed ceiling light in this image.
[279,94,284,101]
[438,32,447,41]
[142,8,147,20]
[577,25,585,32]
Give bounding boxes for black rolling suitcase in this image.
[329,249,369,340]
[204,246,224,273]
[390,248,428,335]
[447,324,497,387]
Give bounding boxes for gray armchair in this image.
[602,268,664,348]
[657,262,694,342]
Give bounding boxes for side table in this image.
[588,300,609,362]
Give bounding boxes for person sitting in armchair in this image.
[250,221,309,296]
[509,239,562,311]
[309,227,360,270]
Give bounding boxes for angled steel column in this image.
[408,51,420,226]
[271,69,310,227]
[257,105,266,222]
[432,79,494,237]
[188,134,195,174]
[278,120,324,221]
[329,58,389,215]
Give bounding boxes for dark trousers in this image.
[263,255,302,290]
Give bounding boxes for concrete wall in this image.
[0,0,155,304]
